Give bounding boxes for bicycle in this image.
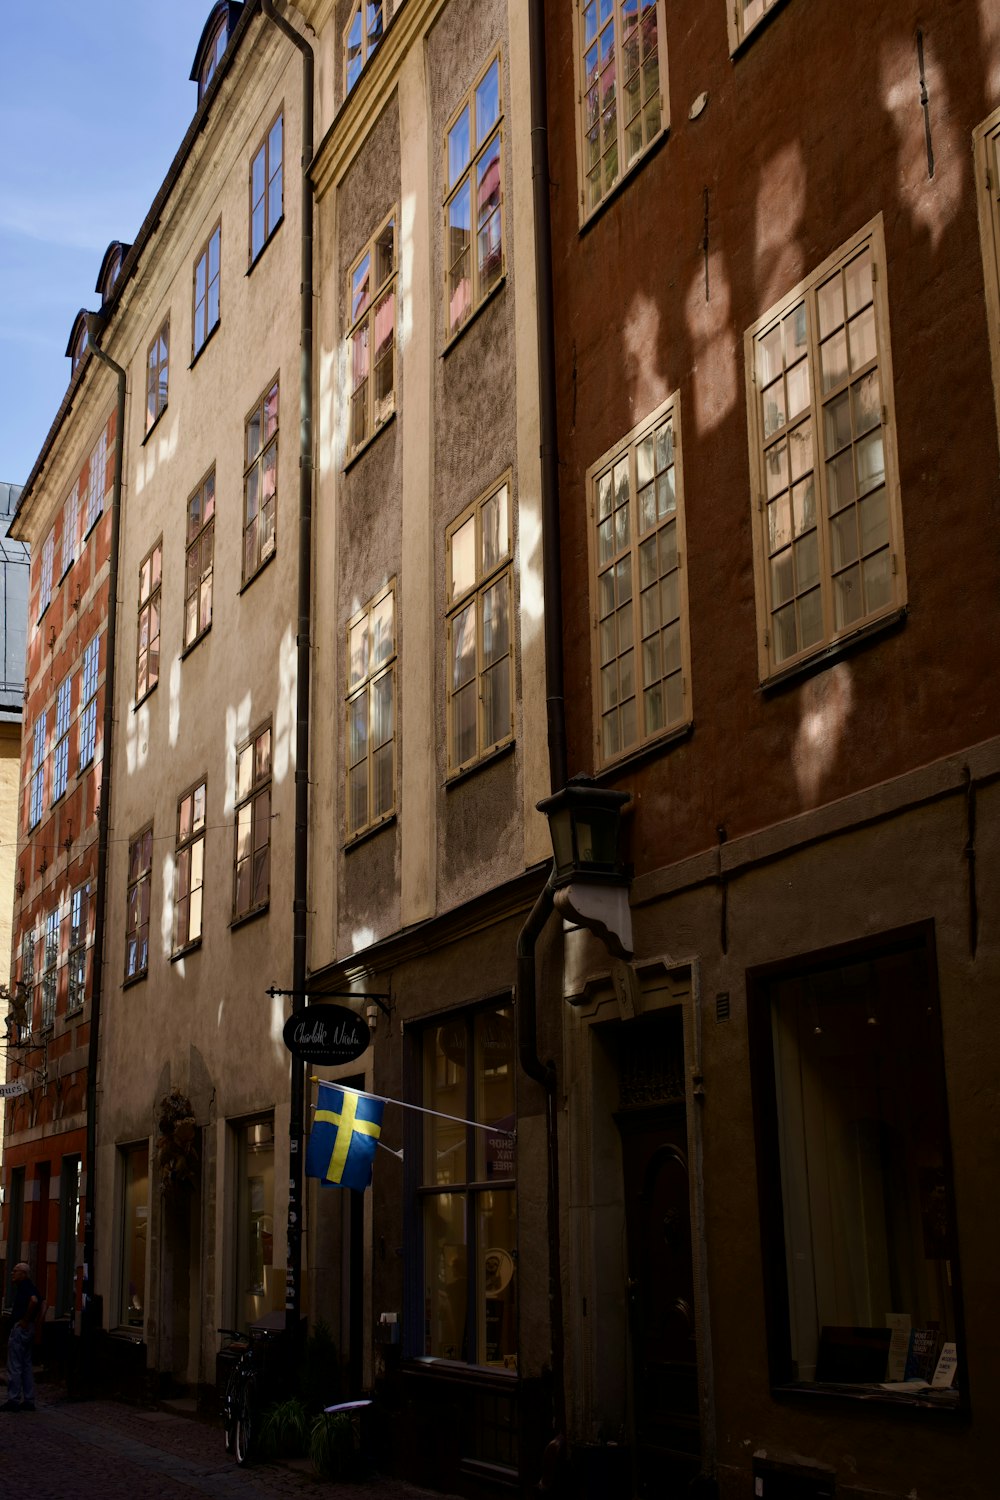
[218,1325,279,1466]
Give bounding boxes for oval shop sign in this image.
[282,1004,371,1065]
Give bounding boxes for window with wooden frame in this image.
[175,779,206,952]
[185,470,215,648]
[136,541,162,703]
[249,110,283,265]
[726,0,785,51]
[347,214,397,458]
[85,428,107,534]
[40,906,59,1030]
[197,6,229,102]
[192,223,221,358]
[145,318,169,432]
[446,478,513,775]
[28,711,46,829]
[444,53,504,339]
[346,584,395,840]
[52,675,71,802]
[345,0,383,93]
[576,0,667,220]
[38,530,55,618]
[233,723,271,921]
[974,105,1000,448]
[67,882,90,1014]
[125,825,153,981]
[61,480,79,578]
[590,395,691,767]
[20,929,35,1031]
[243,379,278,583]
[745,218,903,681]
[78,634,100,769]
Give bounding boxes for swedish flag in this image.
[307,1082,385,1191]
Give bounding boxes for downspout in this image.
[519,3,568,1491]
[259,0,314,1337]
[81,317,127,1336]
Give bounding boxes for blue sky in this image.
[0,1,222,487]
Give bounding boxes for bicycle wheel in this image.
[234,1375,256,1466]
[223,1372,237,1454]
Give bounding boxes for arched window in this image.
[345,0,383,93]
[67,312,89,376]
[96,241,130,307]
[190,3,243,104]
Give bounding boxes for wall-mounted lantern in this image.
[537,775,633,959]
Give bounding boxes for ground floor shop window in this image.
[416,1003,517,1370]
[749,930,962,1404]
[234,1116,281,1329]
[119,1143,149,1328]
[57,1155,81,1318]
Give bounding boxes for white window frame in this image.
[192,222,221,358]
[443,52,505,340]
[725,0,786,53]
[61,480,79,579]
[67,883,90,1014]
[346,212,397,460]
[78,634,100,769]
[40,906,60,1030]
[175,779,207,953]
[38,530,55,619]
[233,723,272,921]
[185,469,215,649]
[29,711,46,829]
[145,318,169,433]
[345,582,396,840]
[344,0,383,93]
[85,429,108,535]
[52,675,71,802]
[243,379,279,584]
[125,825,153,982]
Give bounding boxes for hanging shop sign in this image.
[282,1005,370,1065]
[0,1079,28,1098]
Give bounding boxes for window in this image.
[234,1118,281,1327]
[61,481,79,578]
[197,9,229,100]
[145,319,169,432]
[446,480,513,774]
[56,1156,81,1318]
[974,106,1000,447]
[728,0,783,50]
[38,530,55,618]
[416,1003,517,1369]
[125,825,153,981]
[119,1143,149,1328]
[345,0,383,91]
[185,471,215,647]
[6,1168,25,1299]
[347,214,396,457]
[193,224,221,358]
[85,428,108,533]
[346,584,395,838]
[41,907,59,1029]
[78,634,100,768]
[243,380,278,583]
[28,712,46,828]
[52,675,71,801]
[445,54,504,338]
[67,883,90,1013]
[250,111,283,264]
[19,930,35,1033]
[233,723,271,921]
[577,0,666,218]
[589,396,691,765]
[136,541,162,703]
[70,320,89,374]
[175,780,206,952]
[746,219,902,679]
[749,933,962,1403]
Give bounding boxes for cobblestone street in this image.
[4,1383,462,1500]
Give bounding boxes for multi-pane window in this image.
[85,429,108,533]
[243,381,278,583]
[250,111,283,264]
[578,0,665,218]
[136,542,162,702]
[67,883,90,1013]
[38,530,55,618]
[347,215,396,456]
[417,1004,517,1370]
[79,635,100,768]
[446,479,513,774]
[746,219,902,678]
[233,723,271,920]
[52,676,71,801]
[444,55,504,338]
[41,907,60,1029]
[345,0,383,92]
[590,397,690,765]
[146,319,169,432]
[729,0,782,50]
[192,224,221,357]
[975,107,1000,447]
[29,712,46,828]
[346,585,395,838]
[185,472,215,648]
[20,930,35,1030]
[175,780,206,952]
[197,9,229,101]
[125,826,153,981]
[61,482,79,578]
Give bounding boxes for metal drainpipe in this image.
[81,317,127,1338]
[519,3,569,1491]
[259,0,314,1339]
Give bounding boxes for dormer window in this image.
[67,311,89,375]
[198,13,228,100]
[345,0,383,93]
[96,240,131,307]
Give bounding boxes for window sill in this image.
[58,560,74,586]
[239,547,277,595]
[181,623,212,661]
[142,404,168,446]
[445,736,515,789]
[730,0,793,59]
[37,600,51,628]
[772,1380,965,1418]
[66,1004,84,1019]
[229,902,269,933]
[77,757,95,778]
[594,720,693,783]
[344,811,396,853]
[579,128,670,238]
[247,216,284,276]
[82,512,103,544]
[344,409,396,474]
[441,274,507,358]
[133,683,159,713]
[123,970,148,990]
[758,607,907,696]
[401,1357,518,1386]
[170,938,202,964]
[189,320,221,370]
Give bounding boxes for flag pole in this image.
[310,1079,516,1138]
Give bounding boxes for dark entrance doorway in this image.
[614,1012,700,1495]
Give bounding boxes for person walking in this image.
[4,1261,41,1411]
